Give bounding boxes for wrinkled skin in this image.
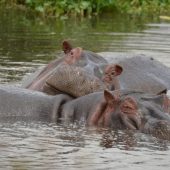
[22,41,122,97]
[44,64,107,97]
[0,85,170,140]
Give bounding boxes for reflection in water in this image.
[100,129,169,151]
[0,7,170,170]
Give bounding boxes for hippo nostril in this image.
[119,111,141,130]
[130,116,141,130]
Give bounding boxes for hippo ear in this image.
[104,90,118,105]
[62,41,73,54]
[87,90,118,127]
[114,65,123,76]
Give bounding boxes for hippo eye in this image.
[111,71,115,75]
[70,51,74,55]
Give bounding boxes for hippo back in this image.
[118,55,170,94]
[0,85,72,122]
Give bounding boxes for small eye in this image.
[111,71,115,75]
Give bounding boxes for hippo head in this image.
[102,64,123,90]
[103,64,123,79]
[87,90,141,130]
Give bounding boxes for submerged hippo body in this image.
[0,85,73,122]
[0,85,170,140]
[58,89,170,140]
[62,89,170,123]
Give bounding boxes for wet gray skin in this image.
[102,54,170,94]
[61,89,170,140]
[62,90,170,120]
[0,85,73,122]
[0,85,169,140]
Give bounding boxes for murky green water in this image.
[0,6,170,170]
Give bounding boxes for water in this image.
[0,6,170,170]
[0,122,169,170]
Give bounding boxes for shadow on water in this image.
[0,6,170,170]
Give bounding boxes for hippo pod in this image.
[22,41,123,97]
[22,41,170,98]
[0,85,170,140]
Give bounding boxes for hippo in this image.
[0,85,132,124]
[22,41,123,97]
[22,42,170,96]
[0,85,73,122]
[101,53,170,94]
[61,89,170,131]
[0,85,170,140]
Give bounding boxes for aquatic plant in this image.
[1,0,170,18]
